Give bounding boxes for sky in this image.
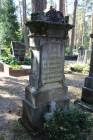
[14,0,74,15]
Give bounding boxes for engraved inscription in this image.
[42,43,64,84]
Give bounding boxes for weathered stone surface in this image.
[81,34,93,104]
[25,84,68,107]
[31,8,69,23]
[21,8,73,135]
[26,9,73,38]
[84,50,91,64]
[77,46,85,63]
[11,41,26,58]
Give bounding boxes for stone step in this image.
[84,76,93,90]
[82,87,93,104]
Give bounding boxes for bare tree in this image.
[69,0,78,55]
[65,0,67,16]
[31,0,47,12]
[23,0,29,52]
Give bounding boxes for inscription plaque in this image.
[11,41,26,57]
[42,43,64,84]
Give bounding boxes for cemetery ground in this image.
[0,67,93,140]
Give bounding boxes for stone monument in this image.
[84,50,91,64]
[77,46,85,63]
[82,34,93,104]
[21,9,73,134]
[11,41,26,62]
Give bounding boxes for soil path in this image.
[0,71,90,140]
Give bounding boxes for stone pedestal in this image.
[82,34,93,104]
[21,9,73,133]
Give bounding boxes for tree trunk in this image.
[31,0,47,12]
[23,0,29,52]
[65,0,67,16]
[59,0,65,15]
[0,0,1,56]
[69,0,78,55]
[81,1,86,47]
[82,20,85,47]
[18,0,23,27]
[0,0,1,16]
[89,0,93,50]
[74,14,77,49]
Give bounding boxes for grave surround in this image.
[21,9,73,134]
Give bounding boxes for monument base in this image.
[21,84,69,134]
[81,76,93,104]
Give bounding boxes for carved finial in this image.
[50,6,53,10]
[44,6,55,13]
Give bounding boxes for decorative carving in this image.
[31,8,69,24]
[26,8,73,37]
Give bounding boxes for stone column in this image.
[21,9,73,134]
[82,34,93,104]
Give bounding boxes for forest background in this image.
[0,0,93,56]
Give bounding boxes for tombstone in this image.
[81,34,93,104]
[20,9,73,135]
[84,50,91,64]
[77,46,85,63]
[11,41,26,62]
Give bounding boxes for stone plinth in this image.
[82,34,93,104]
[21,9,73,134]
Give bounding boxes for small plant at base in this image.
[0,57,19,65]
[70,63,90,72]
[10,65,23,69]
[0,131,5,140]
[1,49,8,57]
[25,57,31,65]
[44,107,93,140]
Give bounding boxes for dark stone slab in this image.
[11,41,26,59]
[82,87,93,104]
[65,55,78,60]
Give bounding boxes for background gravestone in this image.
[21,9,73,134]
[82,34,93,104]
[11,41,26,62]
[77,46,85,63]
[83,50,91,64]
